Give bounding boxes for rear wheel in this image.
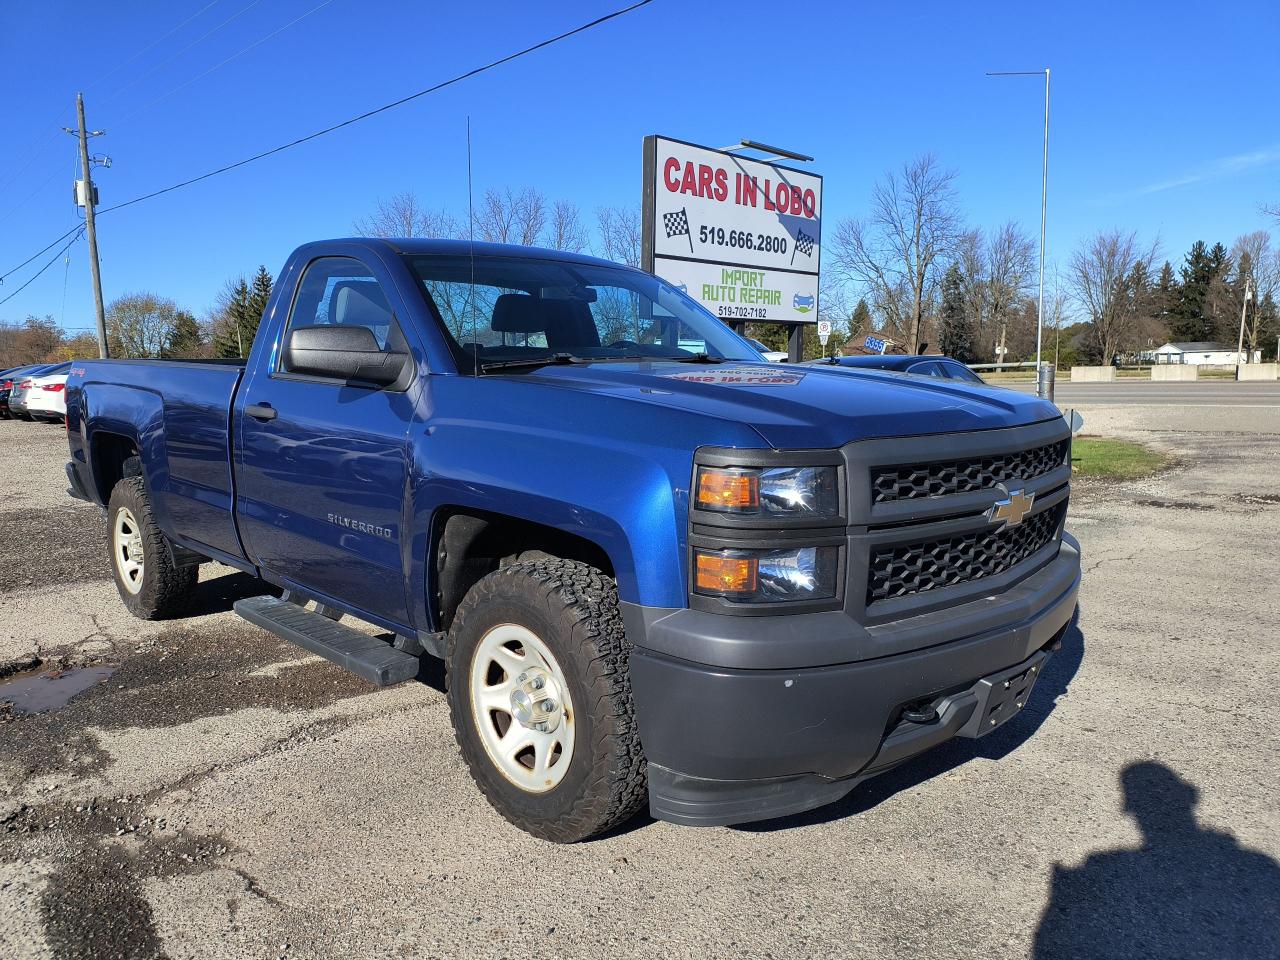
[107,476,197,619]
[446,559,646,842]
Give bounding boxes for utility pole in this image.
[66,93,109,358]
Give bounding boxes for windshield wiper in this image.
[479,353,582,372]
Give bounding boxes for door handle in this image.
[246,403,277,421]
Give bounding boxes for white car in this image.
[11,361,71,422]
[747,338,789,363]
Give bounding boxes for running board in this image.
[234,595,419,687]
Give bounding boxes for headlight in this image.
[695,465,840,519]
[693,545,839,603]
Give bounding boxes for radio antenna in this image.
[466,115,478,377]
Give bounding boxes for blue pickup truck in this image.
[65,239,1080,841]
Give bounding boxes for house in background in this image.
[1153,342,1261,365]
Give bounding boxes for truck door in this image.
[235,255,417,629]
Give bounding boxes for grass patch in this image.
[1071,436,1168,479]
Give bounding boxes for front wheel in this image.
[107,476,197,619]
[446,559,646,842]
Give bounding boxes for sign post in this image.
[642,136,822,360]
[817,319,832,356]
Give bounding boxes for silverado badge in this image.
[988,488,1035,527]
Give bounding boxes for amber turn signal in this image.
[694,551,759,596]
[696,469,759,512]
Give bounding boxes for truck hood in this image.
[508,361,1061,448]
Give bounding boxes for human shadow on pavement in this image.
[734,609,1086,833]
[1033,761,1280,959]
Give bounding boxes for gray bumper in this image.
[627,534,1081,827]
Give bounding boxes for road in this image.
[1003,379,1280,406]
[2,409,1278,960]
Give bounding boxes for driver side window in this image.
[281,257,406,373]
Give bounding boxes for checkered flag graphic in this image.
[791,228,815,265]
[663,207,694,253]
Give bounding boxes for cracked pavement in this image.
[1,404,1278,959]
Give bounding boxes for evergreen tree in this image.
[850,298,872,336]
[937,264,974,361]
[213,279,253,359]
[1154,261,1178,340]
[246,265,274,345]
[165,309,204,358]
[1171,241,1215,341]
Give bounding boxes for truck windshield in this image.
[403,255,761,372]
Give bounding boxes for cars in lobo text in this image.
[64,238,1081,842]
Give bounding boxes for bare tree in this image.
[1231,231,1279,355]
[548,200,588,253]
[985,221,1037,358]
[953,230,988,351]
[594,205,642,267]
[476,187,546,246]
[1068,230,1157,365]
[107,293,181,359]
[355,192,459,238]
[829,154,961,352]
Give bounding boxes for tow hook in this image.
[901,700,939,724]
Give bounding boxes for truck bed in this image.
[66,358,249,566]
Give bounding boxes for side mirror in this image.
[283,325,408,387]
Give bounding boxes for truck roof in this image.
[329,237,630,271]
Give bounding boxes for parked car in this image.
[66,238,1079,842]
[20,362,72,422]
[810,353,988,383]
[0,366,32,419]
[5,363,61,420]
[747,337,789,363]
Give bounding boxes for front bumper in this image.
[628,534,1080,827]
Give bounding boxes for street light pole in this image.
[987,68,1051,398]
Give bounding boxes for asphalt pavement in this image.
[1003,378,1280,406]
[1,408,1278,960]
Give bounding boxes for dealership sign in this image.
[642,135,822,324]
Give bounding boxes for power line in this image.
[105,0,268,105]
[1,1,655,300]
[87,1,225,93]
[0,2,223,198]
[99,0,654,215]
[118,0,338,124]
[0,228,84,308]
[0,224,84,284]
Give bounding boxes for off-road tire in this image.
[107,476,197,619]
[446,559,647,842]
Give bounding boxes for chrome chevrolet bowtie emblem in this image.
[989,488,1035,527]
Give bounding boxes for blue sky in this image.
[2,0,1278,333]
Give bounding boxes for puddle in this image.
[0,666,116,716]
[1133,499,1214,511]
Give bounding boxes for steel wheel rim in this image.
[469,623,575,794]
[113,507,145,595]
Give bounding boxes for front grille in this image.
[867,503,1065,604]
[871,439,1069,504]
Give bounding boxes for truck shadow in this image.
[182,571,280,618]
[733,608,1086,834]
